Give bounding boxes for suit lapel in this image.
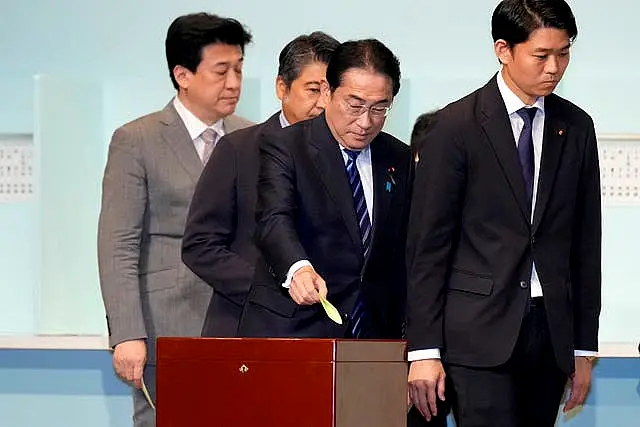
[364,139,394,267]
[532,96,568,232]
[479,77,531,223]
[308,116,362,250]
[159,103,203,183]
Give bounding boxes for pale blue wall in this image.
[0,0,638,425]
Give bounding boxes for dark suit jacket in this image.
[237,114,412,339]
[406,76,602,374]
[182,112,282,337]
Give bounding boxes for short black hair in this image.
[410,110,439,156]
[165,13,253,90]
[326,39,401,96]
[277,32,340,88]
[492,0,577,47]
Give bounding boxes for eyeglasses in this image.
[341,99,392,118]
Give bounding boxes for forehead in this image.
[518,27,571,51]
[200,43,244,64]
[293,61,327,82]
[336,67,393,100]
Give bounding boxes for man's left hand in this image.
[563,356,594,413]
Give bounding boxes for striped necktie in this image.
[343,148,371,338]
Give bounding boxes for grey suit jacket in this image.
[98,101,252,363]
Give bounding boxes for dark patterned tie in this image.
[343,149,371,338]
[517,107,537,208]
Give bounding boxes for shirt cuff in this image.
[281,260,312,288]
[407,349,441,362]
[575,350,597,357]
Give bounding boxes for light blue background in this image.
[0,0,638,425]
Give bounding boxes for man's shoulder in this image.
[546,93,594,129]
[376,131,410,157]
[220,113,281,150]
[224,114,255,133]
[115,108,167,133]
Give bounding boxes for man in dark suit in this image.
[406,1,601,426]
[238,38,412,340]
[240,37,447,427]
[182,31,339,337]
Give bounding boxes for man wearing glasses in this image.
[237,38,412,343]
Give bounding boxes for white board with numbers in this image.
[0,134,34,203]
[598,134,640,205]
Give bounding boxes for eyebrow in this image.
[533,44,571,53]
[346,94,391,105]
[304,81,322,86]
[213,57,244,67]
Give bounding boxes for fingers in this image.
[291,268,324,305]
[563,378,589,413]
[314,275,328,299]
[437,371,447,402]
[132,360,145,390]
[426,378,439,419]
[409,381,432,421]
[112,341,146,388]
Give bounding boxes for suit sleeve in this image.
[571,120,602,352]
[182,137,254,304]
[255,133,308,282]
[97,125,147,348]
[406,119,467,352]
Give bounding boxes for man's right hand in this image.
[113,339,147,389]
[289,265,327,305]
[408,359,446,421]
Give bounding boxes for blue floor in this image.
[0,349,638,426]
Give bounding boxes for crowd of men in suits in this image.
[97,1,602,426]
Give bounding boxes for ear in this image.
[320,80,331,99]
[275,75,287,101]
[494,39,514,65]
[173,64,193,90]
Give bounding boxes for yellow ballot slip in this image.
[319,294,343,325]
[141,377,156,411]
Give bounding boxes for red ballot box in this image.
[156,338,408,427]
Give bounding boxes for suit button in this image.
[520,281,529,289]
[531,236,536,245]
[343,312,351,321]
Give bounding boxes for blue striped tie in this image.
[344,149,371,338]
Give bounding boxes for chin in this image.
[217,104,237,118]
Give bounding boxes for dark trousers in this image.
[407,403,449,427]
[446,298,568,427]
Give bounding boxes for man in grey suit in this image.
[97,13,253,427]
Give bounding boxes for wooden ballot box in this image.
[156,338,408,427]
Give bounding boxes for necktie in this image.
[343,149,371,338]
[516,107,537,210]
[201,128,218,165]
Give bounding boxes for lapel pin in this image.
[558,129,565,136]
[385,166,396,192]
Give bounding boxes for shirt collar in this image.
[173,96,225,140]
[279,110,290,128]
[496,69,545,116]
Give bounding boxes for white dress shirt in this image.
[173,96,225,163]
[408,70,595,361]
[282,144,374,288]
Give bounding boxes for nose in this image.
[545,56,559,75]
[355,110,373,129]
[226,69,241,90]
[316,92,328,110]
